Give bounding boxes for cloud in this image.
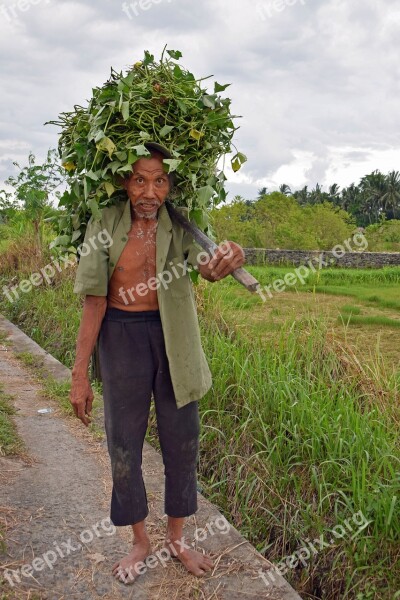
[0,0,399,200]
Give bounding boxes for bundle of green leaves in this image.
[48,47,247,250]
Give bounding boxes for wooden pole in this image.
[165,201,260,293]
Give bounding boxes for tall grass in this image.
[196,284,399,599]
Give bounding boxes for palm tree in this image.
[328,183,340,204]
[257,186,267,199]
[359,170,387,224]
[279,183,292,196]
[309,183,327,205]
[293,186,309,205]
[382,171,400,220]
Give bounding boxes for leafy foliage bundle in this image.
[48,47,246,249]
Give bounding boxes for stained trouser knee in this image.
[160,409,200,518]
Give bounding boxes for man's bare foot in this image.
[112,538,152,584]
[164,538,214,577]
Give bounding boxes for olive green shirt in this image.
[73,198,212,408]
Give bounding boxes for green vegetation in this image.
[211,191,400,251]
[212,193,355,249]
[47,46,246,249]
[364,219,400,252]
[0,386,23,456]
[339,314,400,328]
[285,169,400,227]
[196,277,399,599]
[0,150,63,249]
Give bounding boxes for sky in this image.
[0,0,399,202]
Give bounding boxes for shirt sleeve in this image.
[73,215,109,296]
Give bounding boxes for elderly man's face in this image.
[124,154,170,219]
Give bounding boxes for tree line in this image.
[265,169,400,227]
[1,153,399,252]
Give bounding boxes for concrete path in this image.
[0,315,301,600]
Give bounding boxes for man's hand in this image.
[198,241,245,282]
[69,375,94,427]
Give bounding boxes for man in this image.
[69,145,245,584]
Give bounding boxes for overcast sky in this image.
[1,0,399,202]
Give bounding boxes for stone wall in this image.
[244,248,400,268]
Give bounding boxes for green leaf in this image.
[131,144,151,156]
[166,49,182,60]
[94,129,106,143]
[71,229,82,243]
[107,161,122,174]
[159,125,174,137]
[189,270,200,284]
[139,131,151,140]
[231,152,247,172]
[121,101,130,121]
[104,181,115,197]
[71,214,81,230]
[214,82,231,93]
[122,71,135,87]
[231,157,240,172]
[196,185,215,207]
[162,159,181,173]
[49,235,71,249]
[176,99,187,114]
[202,95,216,109]
[190,208,209,230]
[88,197,102,220]
[117,164,136,174]
[143,51,154,66]
[96,136,116,158]
[86,170,99,181]
[173,65,184,80]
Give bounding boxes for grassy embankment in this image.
[0,230,399,599]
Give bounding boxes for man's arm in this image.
[70,295,107,426]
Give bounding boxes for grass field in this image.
[0,255,399,599]
[209,266,400,378]
[194,267,399,599]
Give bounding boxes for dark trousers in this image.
[98,307,200,526]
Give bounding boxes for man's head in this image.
[123,150,170,219]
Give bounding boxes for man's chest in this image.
[113,220,157,281]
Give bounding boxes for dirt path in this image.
[0,316,301,600]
